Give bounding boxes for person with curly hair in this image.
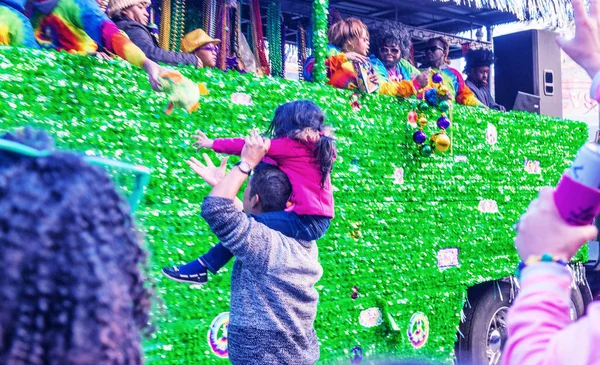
[303,17,422,98]
[369,21,428,90]
[0,127,151,365]
[420,37,483,107]
[464,49,505,111]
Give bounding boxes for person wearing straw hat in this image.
[180,28,220,69]
[108,0,201,67]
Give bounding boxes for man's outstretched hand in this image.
[241,129,270,168]
[187,153,229,187]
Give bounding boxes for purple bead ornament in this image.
[437,116,451,130]
[432,73,443,83]
[413,130,427,144]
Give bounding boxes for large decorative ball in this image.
[439,100,451,112]
[432,73,443,83]
[437,115,451,129]
[420,144,433,157]
[413,130,427,144]
[418,101,430,111]
[434,133,451,152]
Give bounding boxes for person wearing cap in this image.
[180,28,220,68]
[0,0,39,47]
[28,0,166,91]
[464,49,505,111]
[109,0,202,67]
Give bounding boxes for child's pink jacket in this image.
[503,262,600,365]
[213,137,334,218]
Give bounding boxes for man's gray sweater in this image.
[201,196,323,365]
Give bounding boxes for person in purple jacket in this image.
[162,100,336,285]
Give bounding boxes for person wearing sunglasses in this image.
[420,37,483,107]
[0,127,152,364]
[180,28,221,69]
[304,17,426,98]
[369,21,428,91]
[109,0,204,68]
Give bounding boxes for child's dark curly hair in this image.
[370,20,412,60]
[0,127,151,365]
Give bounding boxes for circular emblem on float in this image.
[207,312,229,358]
[407,312,429,349]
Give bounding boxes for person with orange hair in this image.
[420,37,483,107]
[304,17,423,98]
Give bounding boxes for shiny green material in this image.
[311,0,328,84]
[0,47,589,364]
[439,100,451,112]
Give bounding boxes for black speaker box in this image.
[494,29,563,118]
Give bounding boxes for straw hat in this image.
[181,29,220,53]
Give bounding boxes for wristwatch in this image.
[235,161,253,175]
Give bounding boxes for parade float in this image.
[0,0,597,364]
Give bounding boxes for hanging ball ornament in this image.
[418,115,428,128]
[436,114,451,130]
[438,100,451,112]
[437,85,449,96]
[432,73,443,84]
[418,101,430,111]
[420,144,433,157]
[413,130,427,144]
[434,133,451,152]
[408,110,418,123]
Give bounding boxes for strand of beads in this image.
[409,72,453,157]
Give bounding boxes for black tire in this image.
[456,281,586,365]
[570,283,585,320]
[456,283,511,365]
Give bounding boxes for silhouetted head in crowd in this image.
[0,127,151,365]
[464,49,495,87]
[370,20,412,69]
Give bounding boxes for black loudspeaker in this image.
[494,29,563,118]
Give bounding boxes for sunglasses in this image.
[199,44,220,53]
[379,46,400,55]
[0,139,151,212]
[427,46,444,53]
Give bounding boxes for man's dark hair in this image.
[0,127,151,364]
[464,49,495,73]
[249,163,292,213]
[370,21,412,59]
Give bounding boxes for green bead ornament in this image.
[418,101,430,111]
[420,144,433,157]
[439,100,451,112]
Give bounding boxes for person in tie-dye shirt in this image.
[420,37,483,107]
[369,21,428,91]
[303,18,421,98]
[29,0,165,90]
[0,0,39,47]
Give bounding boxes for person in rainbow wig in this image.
[0,0,39,47]
[369,20,428,90]
[28,0,165,90]
[420,37,483,107]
